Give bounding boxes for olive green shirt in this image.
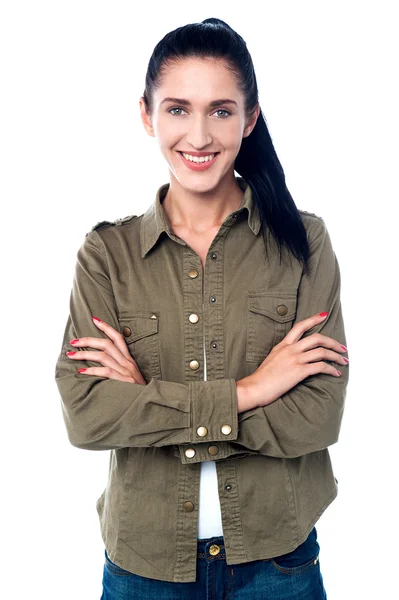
[55,176,349,583]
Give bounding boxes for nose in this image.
[185,116,212,149]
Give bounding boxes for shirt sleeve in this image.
[54,231,239,451]
[177,216,349,464]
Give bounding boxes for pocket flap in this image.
[117,313,159,343]
[248,292,297,323]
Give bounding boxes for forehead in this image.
[155,57,241,101]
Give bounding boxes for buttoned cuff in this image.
[174,378,240,463]
[175,440,259,464]
[191,377,238,440]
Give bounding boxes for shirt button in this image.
[225,484,232,491]
[189,313,199,324]
[183,501,194,512]
[122,326,131,337]
[209,544,220,555]
[188,268,199,278]
[276,304,288,316]
[189,360,200,370]
[210,296,217,303]
[197,426,208,437]
[208,445,219,456]
[185,448,196,458]
[210,341,218,350]
[221,425,232,435]
[210,253,217,260]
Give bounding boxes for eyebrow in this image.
[160,97,238,108]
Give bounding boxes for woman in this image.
[55,17,349,599]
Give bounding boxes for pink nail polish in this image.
[66,351,76,356]
[78,368,87,373]
[341,345,347,351]
[92,316,101,322]
[319,312,329,317]
[70,339,79,344]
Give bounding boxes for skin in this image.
[139,57,259,237]
[66,57,349,411]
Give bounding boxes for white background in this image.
[1,2,398,598]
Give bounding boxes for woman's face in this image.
[140,57,258,193]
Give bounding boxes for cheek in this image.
[219,123,243,149]
[152,114,180,141]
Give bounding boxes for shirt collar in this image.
[140,176,261,258]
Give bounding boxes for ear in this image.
[243,104,261,138]
[139,97,155,137]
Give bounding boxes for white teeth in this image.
[182,152,216,163]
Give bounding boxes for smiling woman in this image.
[55,15,348,600]
[139,56,261,200]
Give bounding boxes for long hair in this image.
[142,17,310,273]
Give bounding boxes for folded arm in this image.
[55,231,239,451]
[177,217,349,464]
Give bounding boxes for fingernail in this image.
[341,345,347,351]
[343,357,349,363]
[70,339,79,344]
[66,351,76,356]
[319,312,329,317]
[337,370,342,376]
[92,316,101,322]
[78,368,87,373]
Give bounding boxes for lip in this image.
[178,151,219,171]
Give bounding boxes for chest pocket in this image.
[118,312,161,382]
[246,291,298,363]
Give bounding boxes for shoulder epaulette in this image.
[85,214,137,237]
[114,214,137,226]
[299,209,324,221]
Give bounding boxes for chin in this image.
[173,174,222,193]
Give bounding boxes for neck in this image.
[162,173,244,234]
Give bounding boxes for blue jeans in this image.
[101,526,327,599]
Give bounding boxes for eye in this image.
[213,109,231,118]
[168,107,232,118]
[169,107,187,116]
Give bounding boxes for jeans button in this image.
[209,544,220,556]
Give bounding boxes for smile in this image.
[178,151,220,171]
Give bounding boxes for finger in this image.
[91,317,133,362]
[298,347,349,367]
[77,365,139,383]
[296,332,347,355]
[66,349,135,377]
[70,334,134,369]
[283,312,330,345]
[303,361,342,378]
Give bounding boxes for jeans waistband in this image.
[196,535,226,560]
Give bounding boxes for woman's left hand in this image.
[65,316,147,385]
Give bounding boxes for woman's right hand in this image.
[237,312,349,412]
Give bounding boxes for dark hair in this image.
[142,17,310,273]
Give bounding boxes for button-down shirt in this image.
[55,176,349,583]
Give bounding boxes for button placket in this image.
[203,231,227,382]
[180,230,235,462]
[183,249,203,382]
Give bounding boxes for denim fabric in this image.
[100,526,327,599]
